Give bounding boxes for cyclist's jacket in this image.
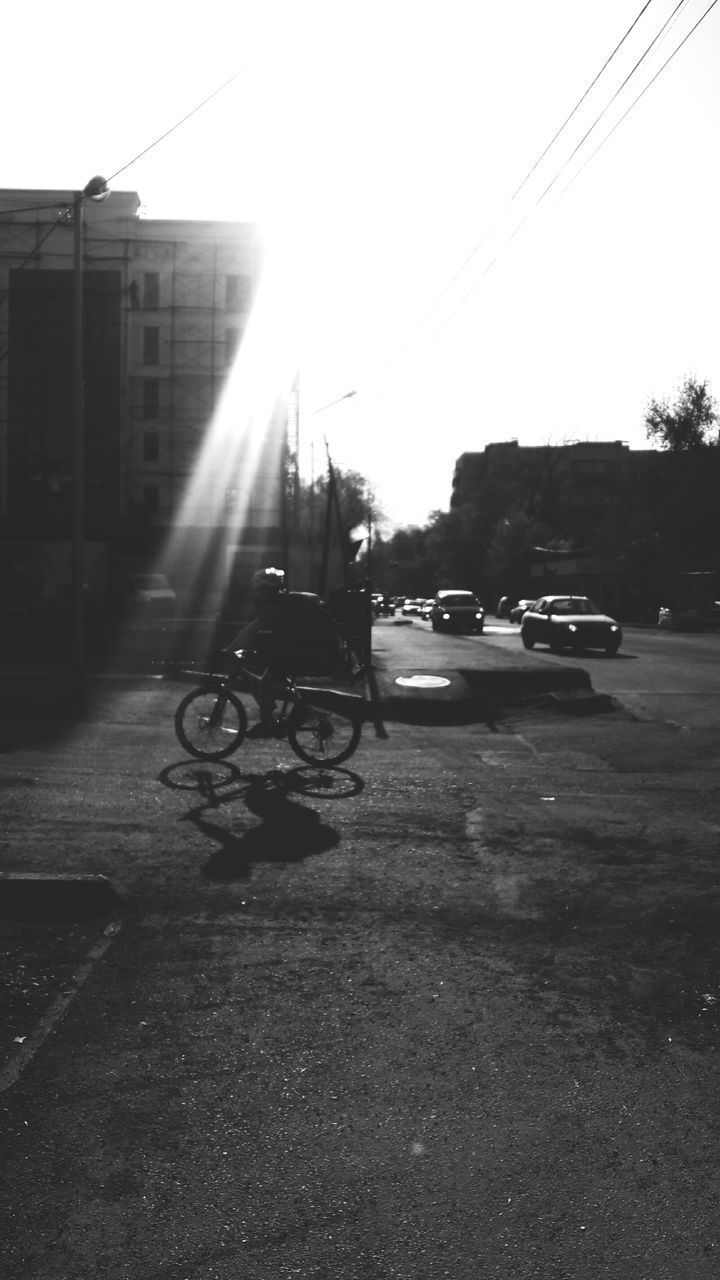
[252,592,344,670]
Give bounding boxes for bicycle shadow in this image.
[166,765,353,881]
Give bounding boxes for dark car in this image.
[520,595,622,655]
[431,590,485,634]
[508,598,535,624]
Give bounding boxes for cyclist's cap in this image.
[253,567,285,590]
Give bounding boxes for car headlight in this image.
[475,612,483,620]
[610,624,619,632]
[567,623,578,632]
[442,612,450,620]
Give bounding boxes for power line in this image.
[376,0,713,371]
[440,0,713,330]
[525,0,690,216]
[437,0,694,327]
[367,0,663,389]
[106,15,299,187]
[106,70,243,185]
[0,201,73,219]
[556,0,720,202]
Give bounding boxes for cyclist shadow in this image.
[183,774,340,881]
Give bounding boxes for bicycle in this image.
[174,649,363,766]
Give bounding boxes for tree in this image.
[644,376,718,451]
[485,511,542,599]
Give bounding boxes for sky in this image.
[2,0,719,530]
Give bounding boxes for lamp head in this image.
[83,175,109,203]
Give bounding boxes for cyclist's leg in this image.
[245,656,282,737]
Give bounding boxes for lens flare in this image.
[158,247,299,623]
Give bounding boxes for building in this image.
[0,188,291,611]
[451,439,720,620]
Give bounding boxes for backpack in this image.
[277,592,345,665]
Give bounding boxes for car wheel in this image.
[521,632,534,649]
[605,641,620,656]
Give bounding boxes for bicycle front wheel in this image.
[175,686,248,760]
[287,699,361,766]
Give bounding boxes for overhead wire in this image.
[0,52,262,356]
[556,0,720,202]
[106,70,243,185]
[364,0,664,391]
[433,0,697,333]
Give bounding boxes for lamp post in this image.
[71,175,109,701]
[304,390,357,593]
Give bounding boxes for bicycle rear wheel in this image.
[287,699,361,766]
[175,686,248,760]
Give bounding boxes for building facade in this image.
[451,439,720,620]
[0,188,290,609]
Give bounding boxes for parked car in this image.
[430,590,485,634]
[125,573,176,614]
[420,598,434,620]
[508,598,535,624]
[496,596,512,618]
[520,595,621,655]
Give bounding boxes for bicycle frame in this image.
[174,648,363,765]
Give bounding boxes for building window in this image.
[225,327,240,365]
[225,273,252,310]
[143,272,160,308]
[142,379,159,419]
[143,484,159,512]
[143,432,159,463]
[143,326,160,364]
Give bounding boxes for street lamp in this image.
[71,176,109,701]
[313,389,357,416]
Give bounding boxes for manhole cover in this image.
[395,675,451,689]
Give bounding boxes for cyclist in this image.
[224,567,342,737]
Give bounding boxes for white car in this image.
[521,595,621,655]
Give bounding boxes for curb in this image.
[0,873,128,920]
[371,664,594,725]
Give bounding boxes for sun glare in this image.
[157,242,300,620]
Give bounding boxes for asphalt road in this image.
[412,615,720,731]
[1,632,720,1278]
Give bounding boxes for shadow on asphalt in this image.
[160,761,364,882]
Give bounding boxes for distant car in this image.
[125,573,176,614]
[520,595,621,655]
[508,598,535,624]
[431,590,485,634]
[420,598,434,620]
[496,596,512,618]
[401,598,424,616]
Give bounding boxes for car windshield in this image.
[550,597,599,615]
[442,593,478,607]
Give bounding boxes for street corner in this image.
[372,667,486,724]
